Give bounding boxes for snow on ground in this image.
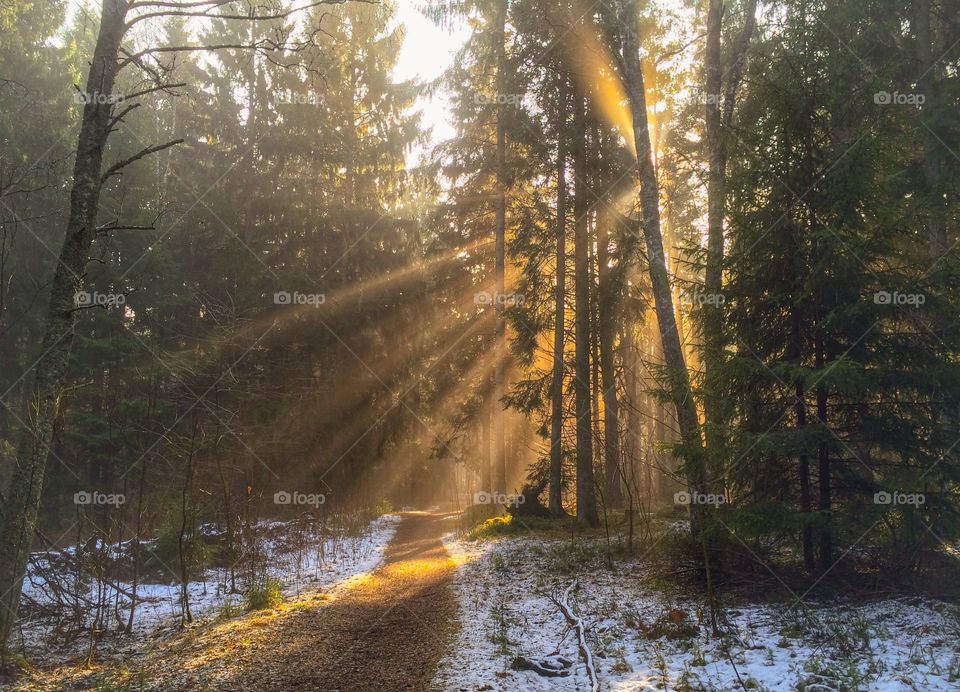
[436,527,960,691]
[13,514,400,662]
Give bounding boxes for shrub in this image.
[245,577,284,611]
[466,514,514,540]
[217,597,244,620]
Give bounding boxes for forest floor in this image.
[6,511,459,691]
[434,515,960,691]
[6,511,960,691]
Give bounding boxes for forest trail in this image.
[69,512,460,691]
[206,511,458,690]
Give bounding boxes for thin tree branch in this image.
[101,139,184,184]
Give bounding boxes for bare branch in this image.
[108,103,141,131]
[123,0,367,31]
[122,81,187,101]
[95,222,157,234]
[101,139,184,184]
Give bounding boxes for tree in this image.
[492,0,508,496]
[700,0,756,484]
[572,86,599,526]
[617,0,707,537]
[0,0,363,650]
[549,82,569,517]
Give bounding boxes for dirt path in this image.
[58,512,460,691]
[222,510,459,691]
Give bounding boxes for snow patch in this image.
[436,531,960,691]
[13,514,400,664]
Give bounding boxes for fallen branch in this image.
[551,580,599,692]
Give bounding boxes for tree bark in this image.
[597,205,623,509]
[911,0,947,257]
[573,88,599,527]
[549,82,569,517]
[619,0,706,537]
[0,0,129,649]
[622,322,643,502]
[815,335,831,570]
[480,402,492,495]
[702,0,725,486]
[492,0,508,495]
[702,0,757,485]
[792,310,815,571]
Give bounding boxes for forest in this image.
[1,0,959,689]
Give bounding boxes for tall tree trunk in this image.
[791,308,815,571]
[597,207,623,509]
[573,88,599,527]
[622,322,643,501]
[619,0,706,537]
[549,83,569,517]
[590,233,602,473]
[702,0,725,486]
[0,0,128,649]
[815,334,831,570]
[912,0,947,257]
[481,402,492,495]
[492,0,508,495]
[702,0,757,485]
